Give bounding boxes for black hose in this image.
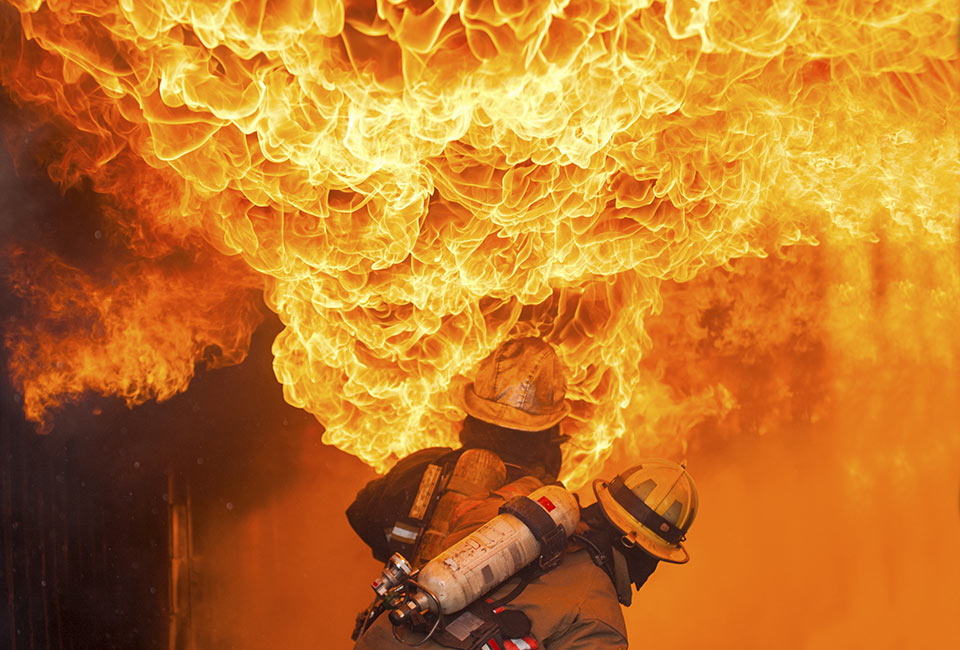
[571,533,607,566]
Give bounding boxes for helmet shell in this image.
[594,460,698,563]
[463,337,571,432]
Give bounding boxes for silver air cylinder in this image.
[404,484,579,617]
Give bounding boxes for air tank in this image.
[414,484,579,614]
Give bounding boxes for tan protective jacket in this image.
[354,476,628,649]
[353,550,626,650]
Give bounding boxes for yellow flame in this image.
[0,0,957,486]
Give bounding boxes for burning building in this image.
[1,0,958,648]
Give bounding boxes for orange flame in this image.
[0,0,957,486]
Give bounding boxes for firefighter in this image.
[352,459,699,649]
[458,335,571,480]
[346,337,572,564]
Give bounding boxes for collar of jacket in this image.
[577,503,659,605]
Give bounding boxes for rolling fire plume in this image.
[0,0,957,487]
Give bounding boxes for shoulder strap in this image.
[346,447,456,562]
[387,462,444,557]
[498,495,569,570]
[387,448,463,558]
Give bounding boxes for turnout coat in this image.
[353,550,628,650]
[353,476,628,650]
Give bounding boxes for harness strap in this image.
[388,462,446,556]
[498,496,568,568]
[484,572,533,611]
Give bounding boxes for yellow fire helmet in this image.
[463,337,571,432]
[593,460,699,564]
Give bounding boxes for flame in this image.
[1,1,957,486]
[3,243,263,426]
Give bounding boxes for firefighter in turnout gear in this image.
[346,337,572,565]
[352,460,699,649]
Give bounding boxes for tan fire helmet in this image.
[462,337,571,432]
[593,460,699,563]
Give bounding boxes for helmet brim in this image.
[593,479,690,564]
[463,384,571,432]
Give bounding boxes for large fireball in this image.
[0,0,956,488]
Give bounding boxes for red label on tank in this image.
[537,496,556,512]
